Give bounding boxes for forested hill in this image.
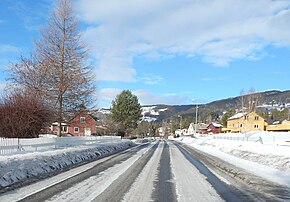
[97,90,290,123]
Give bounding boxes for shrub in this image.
[0,92,53,138]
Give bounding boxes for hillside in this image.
[96,90,290,123]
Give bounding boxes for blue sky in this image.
[1,0,290,108]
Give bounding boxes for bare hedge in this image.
[0,92,53,138]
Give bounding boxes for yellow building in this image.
[267,120,290,132]
[227,112,268,133]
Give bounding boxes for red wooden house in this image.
[207,123,223,134]
[68,113,98,136]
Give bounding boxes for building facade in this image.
[207,123,223,134]
[68,113,98,136]
[227,112,268,133]
[267,120,290,132]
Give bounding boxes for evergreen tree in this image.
[109,90,142,137]
[271,108,289,122]
[221,109,235,127]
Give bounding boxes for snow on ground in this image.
[140,106,168,122]
[42,141,157,202]
[0,140,134,189]
[177,132,290,187]
[169,141,223,202]
[141,106,159,116]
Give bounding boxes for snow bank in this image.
[177,136,290,187]
[195,138,290,172]
[0,141,134,189]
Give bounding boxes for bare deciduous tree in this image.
[239,88,261,113]
[0,91,53,138]
[9,0,95,136]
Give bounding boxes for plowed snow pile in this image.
[0,141,134,189]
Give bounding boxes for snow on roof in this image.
[52,122,68,126]
[212,123,223,128]
[228,112,247,120]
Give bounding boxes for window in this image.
[61,126,68,133]
[74,127,79,132]
[240,124,243,128]
[254,124,259,128]
[244,116,249,120]
[254,116,259,120]
[80,117,85,123]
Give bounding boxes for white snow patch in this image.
[45,141,157,202]
[0,141,134,190]
[176,132,290,187]
[158,108,168,112]
[168,141,223,201]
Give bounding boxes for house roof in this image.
[68,112,98,123]
[211,122,223,128]
[191,123,208,130]
[228,112,247,120]
[228,111,268,122]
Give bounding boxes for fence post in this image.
[17,138,20,151]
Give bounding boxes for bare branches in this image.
[0,92,53,138]
[8,0,95,137]
[239,88,262,113]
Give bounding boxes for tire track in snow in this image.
[152,140,177,202]
[2,144,146,202]
[168,141,223,202]
[121,140,164,202]
[173,141,258,201]
[9,142,156,202]
[92,141,160,202]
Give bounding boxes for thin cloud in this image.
[139,74,164,85]
[97,88,122,101]
[0,44,21,53]
[98,88,187,106]
[134,90,187,105]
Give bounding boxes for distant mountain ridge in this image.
[97,90,290,123]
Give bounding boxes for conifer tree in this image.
[109,90,142,137]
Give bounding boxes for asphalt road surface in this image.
[1,140,290,202]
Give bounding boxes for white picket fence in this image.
[0,136,121,155]
[213,131,290,145]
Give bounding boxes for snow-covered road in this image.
[1,140,289,201]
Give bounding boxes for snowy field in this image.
[0,140,134,190]
[177,131,290,187]
[0,135,122,155]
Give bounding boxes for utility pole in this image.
[192,99,198,136]
[178,115,182,130]
[195,104,198,136]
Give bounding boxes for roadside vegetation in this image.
[0,91,53,138]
